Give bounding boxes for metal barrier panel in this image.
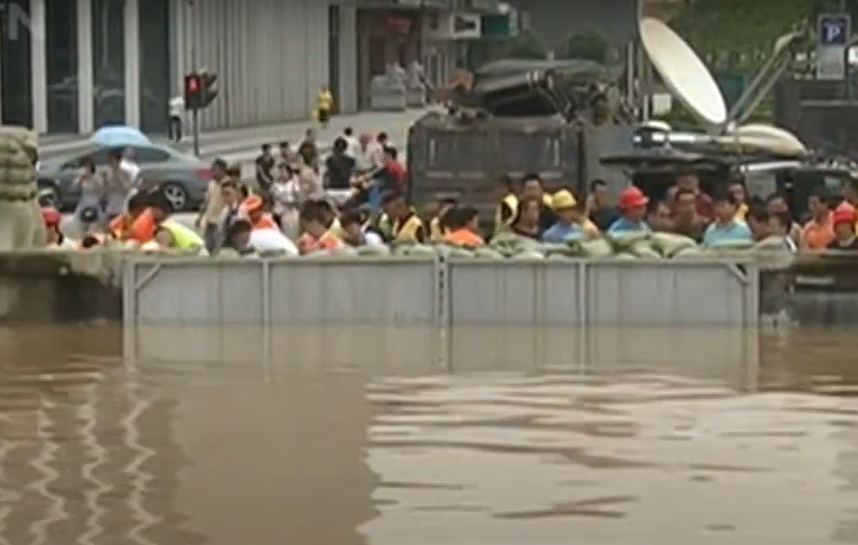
[126,257,440,326]
[129,259,266,324]
[267,257,439,324]
[585,259,759,325]
[446,259,586,325]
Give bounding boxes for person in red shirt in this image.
[666,166,714,221]
[377,146,406,193]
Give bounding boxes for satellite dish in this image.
[639,18,727,127]
[732,123,808,156]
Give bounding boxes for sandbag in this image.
[707,239,754,251]
[537,242,576,257]
[510,250,545,260]
[579,238,613,257]
[356,244,391,256]
[650,232,697,257]
[627,239,660,258]
[473,247,505,259]
[753,236,793,252]
[613,252,637,260]
[607,232,650,251]
[400,243,437,257]
[489,232,540,257]
[672,246,707,258]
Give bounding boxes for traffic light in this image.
[184,73,203,109]
[200,70,218,108]
[183,70,219,110]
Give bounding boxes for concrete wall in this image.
[171,0,341,131]
[512,0,639,51]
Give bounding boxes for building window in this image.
[0,0,33,127]
[46,0,79,133]
[92,0,125,126]
[138,0,170,134]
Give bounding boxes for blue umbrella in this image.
[90,125,150,147]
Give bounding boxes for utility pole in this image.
[187,0,200,156]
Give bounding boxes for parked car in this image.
[37,142,212,212]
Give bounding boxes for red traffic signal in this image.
[184,73,203,108]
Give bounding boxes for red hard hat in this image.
[41,207,61,227]
[618,186,648,210]
[833,201,857,224]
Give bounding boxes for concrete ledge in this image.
[0,250,125,323]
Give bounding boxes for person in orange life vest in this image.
[297,200,342,254]
[240,194,278,230]
[828,202,858,250]
[127,193,172,244]
[107,192,149,240]
[443,206,485,247]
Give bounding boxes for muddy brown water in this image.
[1,325,858,545]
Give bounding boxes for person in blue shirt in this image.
[542,189,600,242]
[702,192,752,246]
[608,186,651,233]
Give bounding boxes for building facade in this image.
[3,0,497,135]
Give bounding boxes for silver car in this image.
[37,142,212,212]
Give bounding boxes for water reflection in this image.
[2,325,858,543]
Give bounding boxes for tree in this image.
[498,31,548,59]
[672,0,814,70]
[557,28,611,62]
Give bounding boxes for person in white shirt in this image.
[120,147,141,185]
[249,225,299,255]
[343,126,359,158]
[169,96,185,141]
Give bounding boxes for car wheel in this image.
[161,181,188,212]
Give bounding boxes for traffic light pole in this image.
[187,0,201,157]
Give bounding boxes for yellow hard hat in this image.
[551,189,577,210]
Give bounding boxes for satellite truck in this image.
[604,17,858,221]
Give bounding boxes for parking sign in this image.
[818,13,851,46]
[817,13,851,80]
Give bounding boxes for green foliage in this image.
[557,28,611,62]
[497,31,548,59]
[672,0,814,70]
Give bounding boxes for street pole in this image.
[187,0,200,156]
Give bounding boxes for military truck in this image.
[405,58,630,223]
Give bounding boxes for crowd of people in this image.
[37,124,858,255]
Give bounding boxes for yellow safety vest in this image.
[162,220,204,249]
[429,217,445,241]
[494,193,518,235]
[377,213,393,239]
[393,214,425,242]
[328,217,344,239]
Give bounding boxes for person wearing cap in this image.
[608,186,651,233]
[542,189,599,242]
[702,191,752,247]
[800,187,835,251]
[380,191,426,243]
[42,207,74,248]
[240,194,278,230]
[196,158,231,253]
[828,202,858,250]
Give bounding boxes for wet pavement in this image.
[1,325,858,544]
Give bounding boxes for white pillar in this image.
[170,0,186,96]
[77,0,94,133]
[124,0,140,127]
[30,0,47,133]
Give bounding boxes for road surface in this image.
[41,108,431,166]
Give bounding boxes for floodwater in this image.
[1,325,858,545]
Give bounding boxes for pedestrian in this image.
[72,156,104,235]
[295,142,324,202]
[270,163,297,233]
[101,148,135,221]
[168,95,185,142]
[343,127,359,158]
[300,128,320,172]
[277,141,292,166]
[255,144,275,199]
[315,85,334,128]
[195,158,230,253]
[324,137,355,191]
